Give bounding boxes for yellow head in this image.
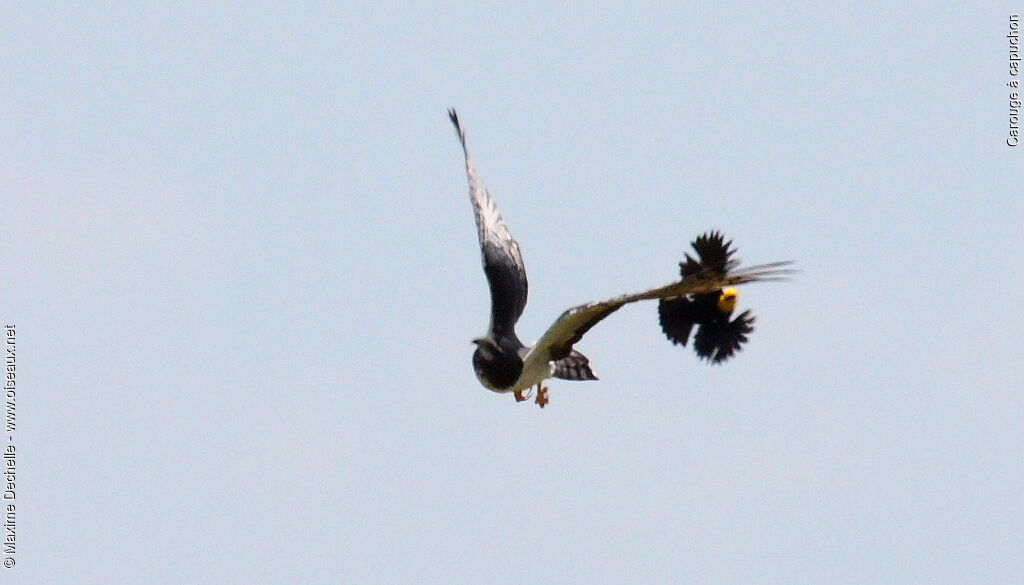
[717,288,738,314]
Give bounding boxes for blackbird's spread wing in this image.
[658,296,697,347]
[679,231,738,279]
[693,310,756,364]
[450,109,528,340]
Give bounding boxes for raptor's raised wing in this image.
[450,109,529,341]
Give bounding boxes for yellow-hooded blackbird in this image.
[659,232,759,364]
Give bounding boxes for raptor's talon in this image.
[514,388,532,402]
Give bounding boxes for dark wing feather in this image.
[693,310,755,364]
[450,109,528,339]
[680,231,738,279]
[658,296,696,346]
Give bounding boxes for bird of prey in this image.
[449,109,792,407]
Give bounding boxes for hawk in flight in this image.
[449,109,792,407]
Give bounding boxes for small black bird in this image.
[659,232,760,364]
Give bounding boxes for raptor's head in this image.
[471,337,501,358]
[471,337,523,391]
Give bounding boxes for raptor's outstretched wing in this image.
[449,109,528,341]
[519,278,725,378]
[521,246,794,378]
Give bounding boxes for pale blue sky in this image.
[2,3,1023,584]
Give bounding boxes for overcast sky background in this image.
[2,3,1022,584]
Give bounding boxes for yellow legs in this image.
[534,384,548,408]
[513,384,548,408]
